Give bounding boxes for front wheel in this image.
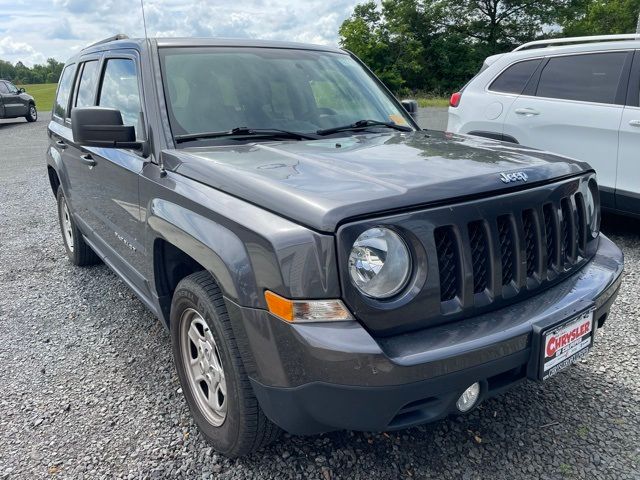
[170,271,281,457]
[25,104,37,122]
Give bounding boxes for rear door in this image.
[449,57,542,139]
[503,51,632,199]
[616,50,640,214]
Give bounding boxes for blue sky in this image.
[0,0,363,66]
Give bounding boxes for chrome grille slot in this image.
[522,209,538,278]
[434,226,461,302]
[468,221,490,294]
[575,193,587,255]
[497,215,516,286]
[543,203,557,271]
[561,198,575,266]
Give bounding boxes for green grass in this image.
[18,83,57,111]
[415,96,449,108]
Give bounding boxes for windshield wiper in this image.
[316,119,413,136]
[175,127,319,144]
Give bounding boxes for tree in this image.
[0,57,64,84]
[561,0,640,36]
[339,0,585,94]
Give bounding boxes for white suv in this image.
[447,34,640,217]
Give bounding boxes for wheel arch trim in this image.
[147,199,257,309]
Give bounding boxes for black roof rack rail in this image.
[82,34,130,50]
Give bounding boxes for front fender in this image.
[141,166,341,311]
[147,199,256,305]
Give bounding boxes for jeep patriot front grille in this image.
[434,191,589,305]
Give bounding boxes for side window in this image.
[536,52,628,104]
[489,59,541,95]
[98,58,142,137]
[0,82,8,94]
[54,64,77,119]
[75,61,99,108]
[5,82,18,94]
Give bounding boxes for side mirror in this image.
[19,87,25,93]
[401,99,419,118]
[71,107,141,149]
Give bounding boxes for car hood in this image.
[162,131,589,232]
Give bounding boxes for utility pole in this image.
[637,12,640,34]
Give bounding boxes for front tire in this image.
[25,104,37,122]
[56,189,100,266]
[170,271,281,457]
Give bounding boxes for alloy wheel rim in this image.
[30,106,36,119]
[180,308,227,426]
[62,200,74,252]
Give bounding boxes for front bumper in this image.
[228,234,623,435]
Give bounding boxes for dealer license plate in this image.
[541,309,594,381]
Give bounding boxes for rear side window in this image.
[0,82,8,94]
[98,58,142,137]
[489,59,541,95]
[75,61,99,108]
[536,52,627,104]
[54,64,77,119]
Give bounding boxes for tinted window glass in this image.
[5,82,18,93]
[75,61,99,108]
[0,82,8,94]
[490,59,541,94]
[98,58,141,137]
[54,64,77,119]
[537,52,627,104]
[160,47,412,138]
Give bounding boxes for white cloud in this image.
[0,36,46,65]
[0,0,363,66]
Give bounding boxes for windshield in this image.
[159,47,414,143]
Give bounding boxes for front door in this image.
[75,54,147,290]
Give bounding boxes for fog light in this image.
[456,382,480,412]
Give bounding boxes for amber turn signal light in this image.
[264,291,354,323]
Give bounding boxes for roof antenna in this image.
[139,0,161,169]
[140,0,149,40]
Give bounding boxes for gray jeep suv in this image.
[47,35,624,457]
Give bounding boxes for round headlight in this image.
[348,228,411,299]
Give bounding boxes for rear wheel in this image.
[25,104,37,122]
[170,271,281,457]
[56,189,100,266]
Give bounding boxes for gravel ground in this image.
[0,113,638,480]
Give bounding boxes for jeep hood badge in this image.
[500,172,528,183]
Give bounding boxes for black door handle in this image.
[55,140,67,149]
[79,153,96,167]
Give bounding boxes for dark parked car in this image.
[47,35,623,457]
[0,79,37,121]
